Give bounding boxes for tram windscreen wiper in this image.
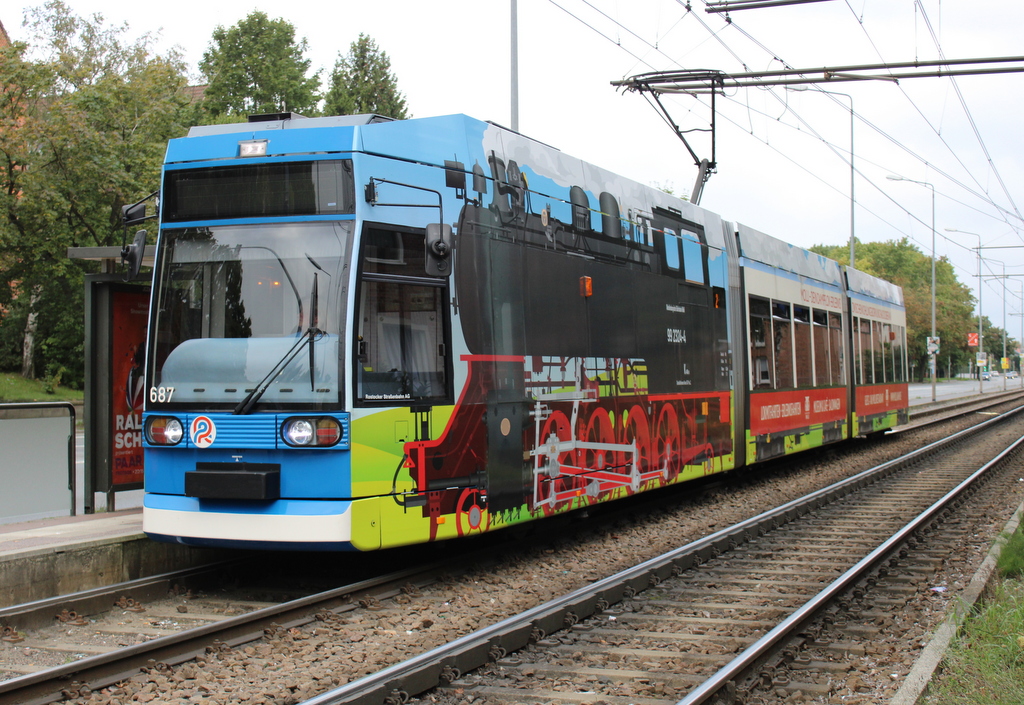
[233,273,323,415]
[308,272,319,392]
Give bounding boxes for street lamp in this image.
[789,87,855,267]
[1009,280,1024,388]
[887,175,936,402]
[944,227,984,395]
[980,264,1011,391]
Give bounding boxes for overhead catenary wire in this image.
[912,0,1024,241]
[549,1,1019,278]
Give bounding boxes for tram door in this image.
[355,225,450,428]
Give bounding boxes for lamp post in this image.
[510,0,519,132]
[944,228,984,395]
[887,175,936,402]
[1009,280,1024,388]
[789,87,855,267]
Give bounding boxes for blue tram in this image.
[138,113,908,550]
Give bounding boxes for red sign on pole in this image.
[968,332,979,347]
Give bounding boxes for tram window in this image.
[872,320,887,383]
[829,312,844,385]
[812,309,830,385]
[772,301,794,389]
[893,325,906,382]
[163,160,355,222]
[881,323,893,384]
[356,279,447,404]
[680,231,705,284]
[662,229,681,271]
[793,305,812,388]
[361,227,427,276]
[749,296,773,389]
[858,317,873,384]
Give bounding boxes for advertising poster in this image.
[110,288,149,487]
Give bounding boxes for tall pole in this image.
[1003,263,1007,392]
[887,175,936,401]
[945,228,985,395]
[978,240,983,393]
[847,96,855,268]
[1018,283,1023,388]
[511,0,519,132]
[1011,281,1024,388]
[931,185,936,402]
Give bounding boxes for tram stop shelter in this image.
[67,245,152,513]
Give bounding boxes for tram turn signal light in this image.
[146,417,184,446]
[579,276,593,298]
[282,417,343,447]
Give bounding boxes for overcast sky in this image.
[5,0,1024,338]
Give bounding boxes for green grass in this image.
[0,372,84,403]
[925,529,1024,704]
[999,530,1024,578]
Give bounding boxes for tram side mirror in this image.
[121,229,147,282]
[445,160,466,198]
[472,162,488,195]
[425,223,452,278]
[122,202,147,226]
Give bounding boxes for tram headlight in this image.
[281,417,343,447]
[284,419,315,446]
[146,417,184,446]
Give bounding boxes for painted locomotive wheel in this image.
[455,487,490,536]
[655,403,682,486]
[619,405,653,491]
[700,442,717,476]
[537,410,575,516]
[582,407,616,500]
[582,407,615,471]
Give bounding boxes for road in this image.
[908,376,1023,405]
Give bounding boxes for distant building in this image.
[184,84,207,104]
[1,18,11,48]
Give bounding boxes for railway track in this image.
[0,394,1020,704]
[305,402,1024,705]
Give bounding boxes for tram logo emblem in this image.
[190,416,217,448]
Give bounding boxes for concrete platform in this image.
[0,509,230,609]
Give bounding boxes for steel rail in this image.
[677,423,1024,703]
[300,404,1024,705]
[898,388,1024,432]
[0,563,438,705]
[0,559,251,633]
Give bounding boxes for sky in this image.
[4,0,1024,340]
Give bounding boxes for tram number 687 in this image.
[150,386,175,403]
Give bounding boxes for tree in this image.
[199,12,320,119]
[0,0,193,386]
[323,34,408,119]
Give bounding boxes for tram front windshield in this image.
[147,221,352,411]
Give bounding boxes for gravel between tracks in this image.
[4,408,1015,705]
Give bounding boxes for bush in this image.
[999,529,1024,578]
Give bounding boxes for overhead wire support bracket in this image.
[621,70,724,205]
[704,0,837,12]
[613,56,1024,204]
